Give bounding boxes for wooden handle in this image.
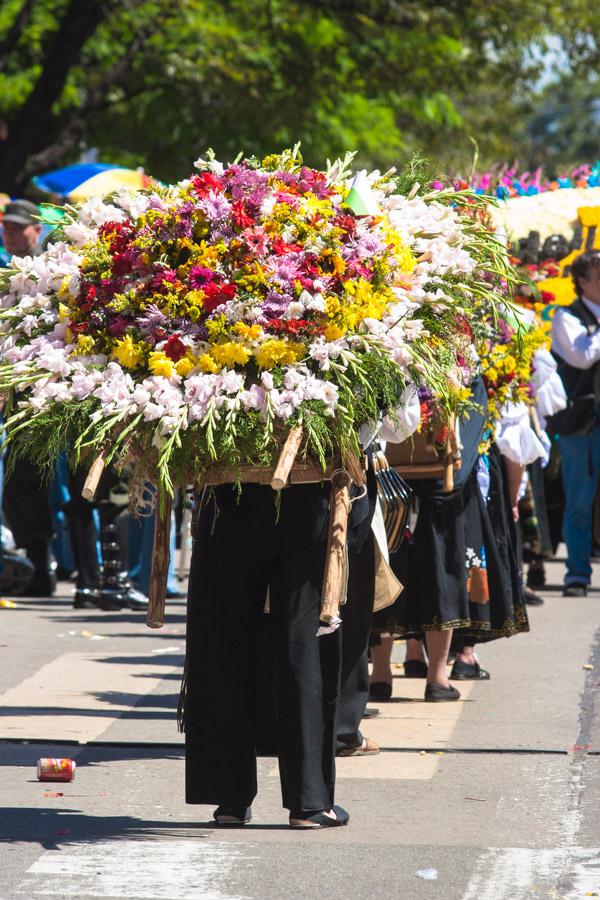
[82,453,106,501]
[345,451,366,487]
[146,494,172,629]
[443,455,455,492]
[320,471,352,623]
[271,426,303,490]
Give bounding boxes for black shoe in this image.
[526,568,546,589]
[362,707,380,719]
[125,587,149,610]
[289,805,349,829]
[213,805,252,826]
[369,681,392,701]
[403,659,428,678]
[73,588,101,609]
[425,683,461,702]
[524,587,545,606]
[563,584,587,597]
[27,573,57,597]
[450,660,490,680]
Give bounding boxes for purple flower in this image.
[137,304,168,334]
[199,191,232,224]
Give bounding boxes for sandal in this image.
[337,737,380,757]
[289,805,349,829]
[213,805,252,826]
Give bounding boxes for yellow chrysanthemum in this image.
[254,339,304,369]
[111,335,145,369]
[324,324,346,341]
[198,353,218,373]
[211,342,252,368]
[175,356,195,377]
[148,351,175,377]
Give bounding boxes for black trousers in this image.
[336,531,375,750]
[3,456,53,547]
[184,483,343,813]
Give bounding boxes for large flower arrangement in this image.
[0,151,509,495]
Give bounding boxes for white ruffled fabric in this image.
[494,402,546,465]
[358,382,421,448]
[531,348,567,420]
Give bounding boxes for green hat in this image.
[2,199,40,226]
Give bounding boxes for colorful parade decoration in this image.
[0,150,512,625]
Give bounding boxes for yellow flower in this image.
[111,335,145,369]
[175,356,195,377]
[324,324,346,341]
[198,353,218,373]
[254,339,304,369]
[211,342,252,368]
[233,322,263,341]
[206,315,228,342]
[148,351,175,377]
[58,302,70,323]
[75,335,95,355]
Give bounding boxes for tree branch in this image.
[0,0,38,73]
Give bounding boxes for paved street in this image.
[1,553,600,900]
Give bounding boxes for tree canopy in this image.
[0,0,598,194]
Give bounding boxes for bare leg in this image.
[455,640,477,666]
[370,635,394,686]
[405,637,426,663]
[424,629,453,687]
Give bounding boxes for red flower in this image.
[332,213,357,235]
[231,201,255,230]
[191,172,225,197]
[98,221,135,254]
[540,290,555,303]
[272,237,302,256]
[163,334,188,362]
[107,316,130,338]
[112,252,133,276]
[203,280,236,313]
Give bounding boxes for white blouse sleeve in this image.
[494,402,546,465]
[531,348,567,419]
[551,307,600,370]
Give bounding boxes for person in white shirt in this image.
[550,250,600,597]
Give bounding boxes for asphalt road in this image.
[1,554,599,900]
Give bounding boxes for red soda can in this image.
[37,758,76,782]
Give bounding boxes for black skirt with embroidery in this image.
[374,445,529,641]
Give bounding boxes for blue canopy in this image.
[33,163,120,197]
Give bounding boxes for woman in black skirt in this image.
[179,475,375,829]
[370,378,531,701]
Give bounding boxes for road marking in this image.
[462,847,600,900]
[0,652,179,742]
[17,839,256,899]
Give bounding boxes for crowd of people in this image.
[2,196,600,830]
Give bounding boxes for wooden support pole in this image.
[345,450,366,487]
[271,426,303,490]
[81,452,106,501]
[146,494,173,629]
[320,471,352,623]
